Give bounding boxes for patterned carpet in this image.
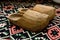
[0,1,60,40]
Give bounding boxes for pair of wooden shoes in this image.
[8,4,56,32]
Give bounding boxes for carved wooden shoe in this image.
[8,9,49,32]
[33,4,56,20]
